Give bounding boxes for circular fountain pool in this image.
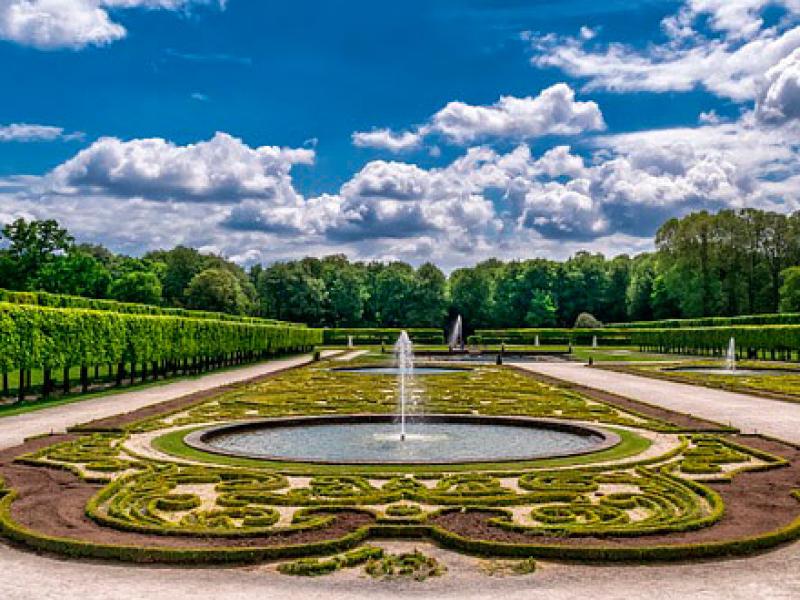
[333,366,469,375]
[185,415,618,464]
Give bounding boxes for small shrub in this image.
[365,549,446,581]
[574,312,603,328]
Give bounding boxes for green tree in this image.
[626,254,656,321]
[779,267,800,312]
[255,263,327,324]
[525,290,557,326]
[372,262,416,326]
[406,262,448,327]
[0,218,74,289]
[184,268,249,314]
[35,252,111,297]
[108,271,163,305]
[449,265,497,330]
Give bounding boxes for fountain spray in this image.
[448,315,463,351]
[394,331,413,441]
[726,337,736,372]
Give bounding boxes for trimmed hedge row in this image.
[611,313,800,329]
[0,302,321,379]
[629,325,800,358]
[0,288,299,327]
[470,328,632,346]
[322,328,444,345]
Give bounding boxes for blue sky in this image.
[1,0,799,268]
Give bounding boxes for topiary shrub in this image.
[574,312,603,328]
[365,549,446,581]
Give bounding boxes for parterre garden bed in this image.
[1,357,799,567]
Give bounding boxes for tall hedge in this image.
[0,302,322,375]
[471,328,632,346]
[610,313,800,329]
[629,325,800,358]
[0,288,299,327]
[322,328,444,345]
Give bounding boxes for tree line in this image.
[3,209,800,331]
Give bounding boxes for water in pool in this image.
[206,421,604,463]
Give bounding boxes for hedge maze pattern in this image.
[5,361,796,563]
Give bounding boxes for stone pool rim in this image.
[184,414,621,465]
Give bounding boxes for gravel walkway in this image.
[0,352,338,451]
[0,538,798,600]
[512,362,800,444]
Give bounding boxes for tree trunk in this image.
[63,366,70,394]
[43,367,52,399]
[17,368,25,403]
[80,365,89,393]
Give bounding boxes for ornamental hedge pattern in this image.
[4,361,797,566]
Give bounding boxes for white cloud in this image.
[4,107,800,269]
[0,0,223,50]
[529,1,800,102]
[351,129,422,152]
[351,84,605,151]
[0,123,83,142]
[48,132,314,202]
[756,47,800,122]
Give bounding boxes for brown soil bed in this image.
[513,367,731,432]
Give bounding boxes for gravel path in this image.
[0,352,338,451]
[0,538,798,600]
[512,362,800,444]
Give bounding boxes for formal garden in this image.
[1,337,799,579]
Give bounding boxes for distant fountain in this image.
[395,331,414,441]
[592,335,598,348]
[448,315,463,351]
[347,335,353,348]
[534,335,540,347]
[726,337,736,372]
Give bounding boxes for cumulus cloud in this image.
[0,123,83,142]
[4,105,799,269]
[528,0,800,102]
[47,132,314,202]
[351,84,604,152]
[227,128,766,248]
[352,129,422,152]
[0,0,223,50]
[757,47,800,122]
